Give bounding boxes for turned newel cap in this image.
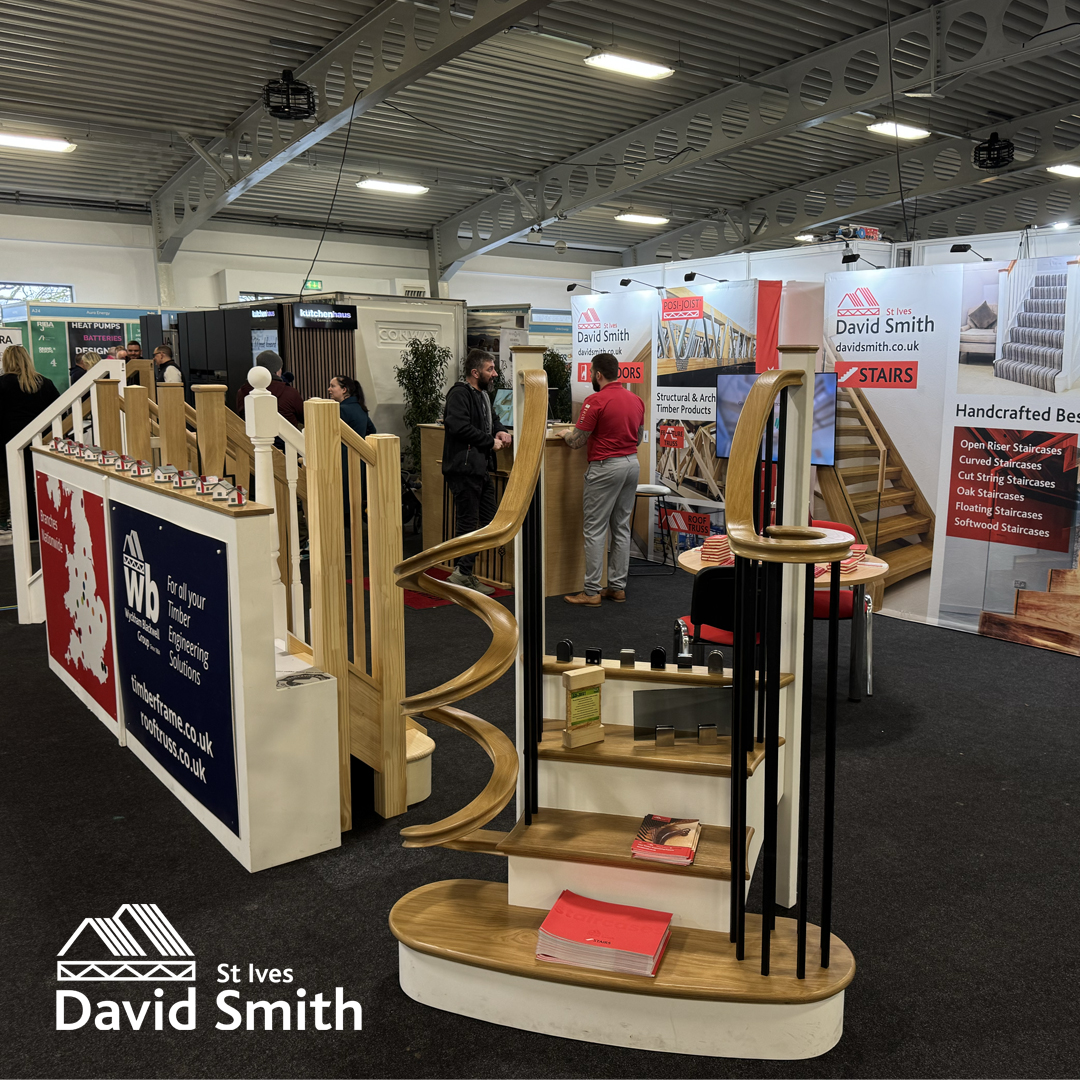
[248,366,272,391]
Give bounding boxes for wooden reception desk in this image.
[420,423,597,596]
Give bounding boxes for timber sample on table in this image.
[419,423,597,596]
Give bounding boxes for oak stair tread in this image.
[389,879,855,1004]
[538,723,782,778]
[879,541,933,586]
[1013,591,1080,634]
[834,445,881,460]
[850,487,915,512]
[839,464,902,483]
[498,808,752,881]
[544,656,794,690]
[1049,568,1080,595]
[868,513,931,545]
[977,611,1080,656]
[835,425,871,437]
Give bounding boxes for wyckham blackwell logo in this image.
[122,530,160,623]
[836,288,880,318]
[55,904,363,1032]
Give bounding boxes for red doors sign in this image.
[577,361,644,383]
[835,360,919,388]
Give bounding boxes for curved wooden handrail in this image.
[726,368,852,564]
[393,367,549,846]
[399,706,519,848]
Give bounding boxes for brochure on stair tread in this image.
[536,890,673,977]
[631,814,701,865]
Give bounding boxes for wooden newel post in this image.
[194,384,228,477]
[367,433,407,818]
[243,367,287,641]
[157,383,187,467]
[92,379,123,455]
[305,398,352,832]
[123,385,152,463]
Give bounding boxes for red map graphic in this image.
[36,472,117,720]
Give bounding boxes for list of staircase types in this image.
[946,427,1078,551]
[995,272,1068,392]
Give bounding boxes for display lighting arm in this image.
[684,271,727,283]
[566,283,609,293]
[950,243,992,262]
[619,277,662,290]
[841,252,883,269]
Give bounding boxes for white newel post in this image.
[244,366,288,641]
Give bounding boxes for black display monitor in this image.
[292,303,358,331]
[715,371,837,467]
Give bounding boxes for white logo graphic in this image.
[57,904,195,981]
[122,531,160,623]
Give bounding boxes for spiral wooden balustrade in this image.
[393,368,550,849]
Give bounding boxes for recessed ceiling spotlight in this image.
[615,210,670,225]
[1053,221,1071,230]
[356,177,429,194]
[1047,164,1080,178]
[584,49,674,80]
[867,121,931,140]
[794,233,816,242]
[0,133,76,153]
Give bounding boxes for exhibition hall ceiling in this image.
[0,0,1078,266]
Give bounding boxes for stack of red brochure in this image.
[631,814,701,865]
[815,544,868,577]
[536,890,672,977]
[700,534,732,565]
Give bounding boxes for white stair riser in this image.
[399,944,845,1060]
[508,854,754,932]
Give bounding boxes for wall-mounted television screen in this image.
[715,372,837,467]
[292,303,358,331]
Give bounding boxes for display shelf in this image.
[498,808,751,881]
[538,723,781,778]
[543,654,795,690]
[391,879,853,1004]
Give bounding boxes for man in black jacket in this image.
[443,349,511,593]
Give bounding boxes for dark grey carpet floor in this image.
[1,546,1078,1079]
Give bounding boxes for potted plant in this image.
[395,336,452,470]
[543,346,572,423]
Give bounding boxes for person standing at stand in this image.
[559,351,644,606]
[442,349,511,594]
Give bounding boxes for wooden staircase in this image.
[978,568,1080,656]
[818,387,934,588]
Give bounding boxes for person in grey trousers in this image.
[559,352,645,606]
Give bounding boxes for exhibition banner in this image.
[570,290,655,404]
[67,320,124,361]
[36,472,117,724]
[823,261,1080,654]
[110,503,239,834]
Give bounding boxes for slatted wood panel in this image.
[279,304,354,401]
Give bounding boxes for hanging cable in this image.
[884,0,911,241]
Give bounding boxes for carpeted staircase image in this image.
[994,272,1067,392]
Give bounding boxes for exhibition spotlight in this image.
[683,271,727,284]
[794,233,817,242]
[866,120,931,140]
[1053,221,1071,230]
[619,277,661,290]
[356,176,429,194]
[614,210,670,225]
[566,283,609,293]
[949,243,992,262]
[841,252,883,269]
[1046,164,1080,178]
[0,132,76,153]
[583,48,674,80]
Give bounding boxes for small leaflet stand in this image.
[562,666,605,748]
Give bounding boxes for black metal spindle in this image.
[521,485,544,822]
[797,559,814,978]
[821,559,840,967]
[775,389,788,528]
[730,554,746,944]
[760,558,783,973]
[755,556,766,744]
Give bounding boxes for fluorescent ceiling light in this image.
[584,50,674,80]
[0,132,76,153]
[615,211,670,225]
[356,177,428,194]
[867,121,931,140]
[1053,221,1070,230]
[794,233,816,242]
[1047,164,1080,178]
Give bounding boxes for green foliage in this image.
[543,346,572,422]
[395,336,452,469]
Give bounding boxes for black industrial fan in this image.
[972,132,1014,170]
[262,69,317,121]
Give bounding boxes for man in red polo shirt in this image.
[560,352,645,606]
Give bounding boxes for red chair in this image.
[811,519,873,699]
[675,565,759,665]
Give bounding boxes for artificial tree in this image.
[543,346,572,423]
[395,336,452,469]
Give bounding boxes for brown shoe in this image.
[601,588,626,602]
[564,591,601,606]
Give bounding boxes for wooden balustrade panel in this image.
[157,384,188,469]
[94,380,123,454]
[122,385,152,462]
[194,384,228,477]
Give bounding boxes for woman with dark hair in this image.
[327,375,375,438]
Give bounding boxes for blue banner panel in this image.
[110,502,238,834]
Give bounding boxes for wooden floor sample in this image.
[390,879,854,1005]
[978,612,1080,656]
[498,808,752,880]
[539,723,780,778]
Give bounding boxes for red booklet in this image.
[631,814,701,865]
[536,890,673,976]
